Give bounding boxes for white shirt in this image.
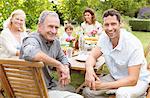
[98,29,150,83]
[0,28,28,58]
[81,21,102,36]
[59,32,74,46]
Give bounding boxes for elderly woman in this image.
[0,9,28,58]
[81,8,102,37]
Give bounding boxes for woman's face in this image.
[11,14,25,30]
[84,12,92,23]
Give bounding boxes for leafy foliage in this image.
[0,0,149,30]
[0,0,55,29]
[22,0,55,29]
[57,0,87,24]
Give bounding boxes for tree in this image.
[0,0,23,29]
[22,0,54,29]
[0,0,149,30]
[0,0,55,29]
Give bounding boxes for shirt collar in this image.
[39,33,54,46]
[113,29,124,51]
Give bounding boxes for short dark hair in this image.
[103,9,121,23]
[83,8,96,24]
[65,24,73,31]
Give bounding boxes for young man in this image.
[83,9,150,98]
[20,10,83,98]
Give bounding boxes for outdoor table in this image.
[69,55,105,71]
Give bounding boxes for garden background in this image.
[0,0,150,30]
[0,0,150,88]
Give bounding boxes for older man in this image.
[20,10,83,98]
[83,9,150,98]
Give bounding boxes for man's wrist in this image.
[64,62,71,69]
[86,66,94,72]
[57,62,64,70]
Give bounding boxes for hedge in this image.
[129,19,150,32]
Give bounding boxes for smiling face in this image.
[38,15,60,41]
[66,28,73,36]
[84,12,93,24]
[11,14,25,31]
[103,15,121,40]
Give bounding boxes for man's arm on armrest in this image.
[32,51,64,69]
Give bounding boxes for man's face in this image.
[39,15,60,41]
[103,15,120,40]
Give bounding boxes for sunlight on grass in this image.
[132,31,150,49]
[132,31,150,68]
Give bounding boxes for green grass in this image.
[51,70,85,88]
[132,31,150,49]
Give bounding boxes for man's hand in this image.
[85,70,100,90]
[57,65,70,87]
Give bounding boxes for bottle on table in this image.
[78,32,85,52]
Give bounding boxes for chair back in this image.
[0,58,49,98]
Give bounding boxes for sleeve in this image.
[97,32,105,47]
[56,41,69,65]
[0,35,17,56]
[96,21,103,35]
[80,22,85,32]
[0,30,18,56]
[20,37,41,61]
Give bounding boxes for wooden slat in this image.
[6,73,34,80]
[8,77,35,84]
[13,89,39,95]
[3,64,32,71]
[10,82,36,88]
[15,93,40,98]
[5,69,33,76]
[12,85,38,92]
[0,58,43,67]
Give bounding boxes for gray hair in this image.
[38,10,60,24]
